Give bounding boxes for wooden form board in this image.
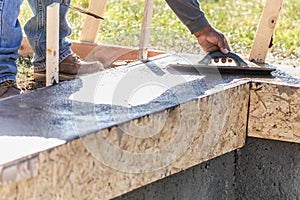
[0,83,249,199]
[249,0,284,63]
[248,81,300,143]
[19,37,164,68]
[1,53,300,198]
[79,0,155,61]
[1,80,300,198]
[1,81,299,199]
[79,0,108,42]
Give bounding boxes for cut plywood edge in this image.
[248,81,300,143]
[0,83,249,199]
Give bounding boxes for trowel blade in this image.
[167,64,275,75]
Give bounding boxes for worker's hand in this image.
[194,25,230,54]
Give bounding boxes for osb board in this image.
[0,84,249,199]
[248,82,300,143]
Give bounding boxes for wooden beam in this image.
[46,3,59,86]
[79,0,108,43]
[138,0,154,60]
[249,0,284,63]
[19,38,165,68]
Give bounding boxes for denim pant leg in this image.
[24,0,72,72]
[0,0,23,82]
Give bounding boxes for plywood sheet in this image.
[0,84,249,199]
[248,82,300,143]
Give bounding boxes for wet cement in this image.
[0,74,237,140]
[0,56,299,142]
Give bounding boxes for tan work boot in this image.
[0,80,23,99]
[34,53,104,81]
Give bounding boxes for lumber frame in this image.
[249,0,284,63]
[19,37,164,68]
[138,0,154,60]
[46,3,59,86]
[1,50,300,197]
[79,0,108,43]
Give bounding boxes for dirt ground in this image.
[16,56,45,92]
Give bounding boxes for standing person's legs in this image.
[24,0,103,80]
[0,0,24,98]
[24,0,72,72]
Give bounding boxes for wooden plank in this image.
[82,43,165,68]
[249,0,284,63]
[19,38,165,69]
[79,0,107,43]
[248,82,300,143]
[46,3,59,86]
[138,0,154,60]
[20,38,164,60]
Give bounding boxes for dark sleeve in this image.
[165,0,210,34]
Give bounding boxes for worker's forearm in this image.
[165,0,210,34]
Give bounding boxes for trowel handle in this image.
[199,51,248,67]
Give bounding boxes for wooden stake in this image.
[249,0,283,63]
[80,0,108,43]
[46,3,59,86]
[138,0,154,60]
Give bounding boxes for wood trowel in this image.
[168,51,275,75]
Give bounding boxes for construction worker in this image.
[0,0,230,99]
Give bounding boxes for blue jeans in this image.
[25,0,72,72]
[0,0,23,82]
[0,0,72,83]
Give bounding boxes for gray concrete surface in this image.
[0,55,242,141]
[236,138,300,200]
[114,152,236,200]
[114,138,300,200]
[2,55,296,141]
